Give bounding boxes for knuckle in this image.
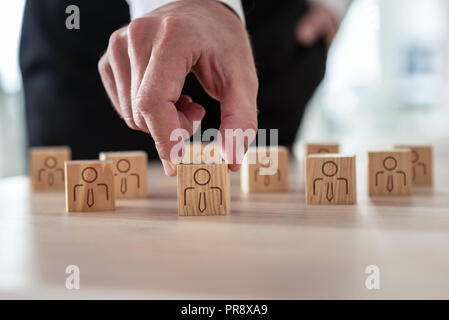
[161,15,190,31]
[128,18,145,36]
[134,95,159,116]
[108,29,126,52]
[157,16,193,48]
[127,18,147,44]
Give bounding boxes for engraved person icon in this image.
[38,156,64,186]
[375,156,407,192]
[313,160,349,202]
[73,167,110,207]
[114,159,140,195]
[184,168,222,213]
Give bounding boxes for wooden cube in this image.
[241,146,289,192]
[305,154,356,205]
[182,142,222,164]
[29,146,71,191]
[305,142,340,155]
[394,145,433,186]
[99,151,148,198]
[65,160,115,212]
[177,164,230,216]
[368,150,412,196]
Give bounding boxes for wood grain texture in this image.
[99,151,148,198]
[65,160,115,212]
[305,143,340,155]
[1,141,449,299]
[177,163,230,216]
[241,147,289,193]
[29,146,71,191]
[305,154,356,205]
[368,150,412,196]
[394,145,433,186]
[181,142,223,164]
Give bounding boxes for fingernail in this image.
[162,159,177,176]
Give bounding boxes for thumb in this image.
[295,4,337,47]
[295,9,323,45]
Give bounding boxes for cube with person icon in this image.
[394,145,433,186]
[177,163,230,216]
[241,146,289,192]
[65,160,115,212]
[29,146,71,191]
[99,151,148,198]
[305,154,357,204]
[368,150,412,196]
[305,142,340,155]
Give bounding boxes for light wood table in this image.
[1,150,449,299]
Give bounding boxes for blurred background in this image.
[0,0,26,177]
[1,0,449,178]
[297,0,449,156]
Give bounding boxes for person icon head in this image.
[382,156,397,171]
[322,160,338,177]
[81,167,98,183]
[44,156,58,169]
[116,159,131,173]
[193,168,211,186]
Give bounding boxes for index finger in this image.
[134,39,195,175]
[219,69,259,171]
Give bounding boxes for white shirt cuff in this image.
[310,0,352,23]
[126,0,245,24]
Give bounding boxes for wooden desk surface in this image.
[1,151,449,299]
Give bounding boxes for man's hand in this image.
[98,0,258,176]
[295,3,339,48]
